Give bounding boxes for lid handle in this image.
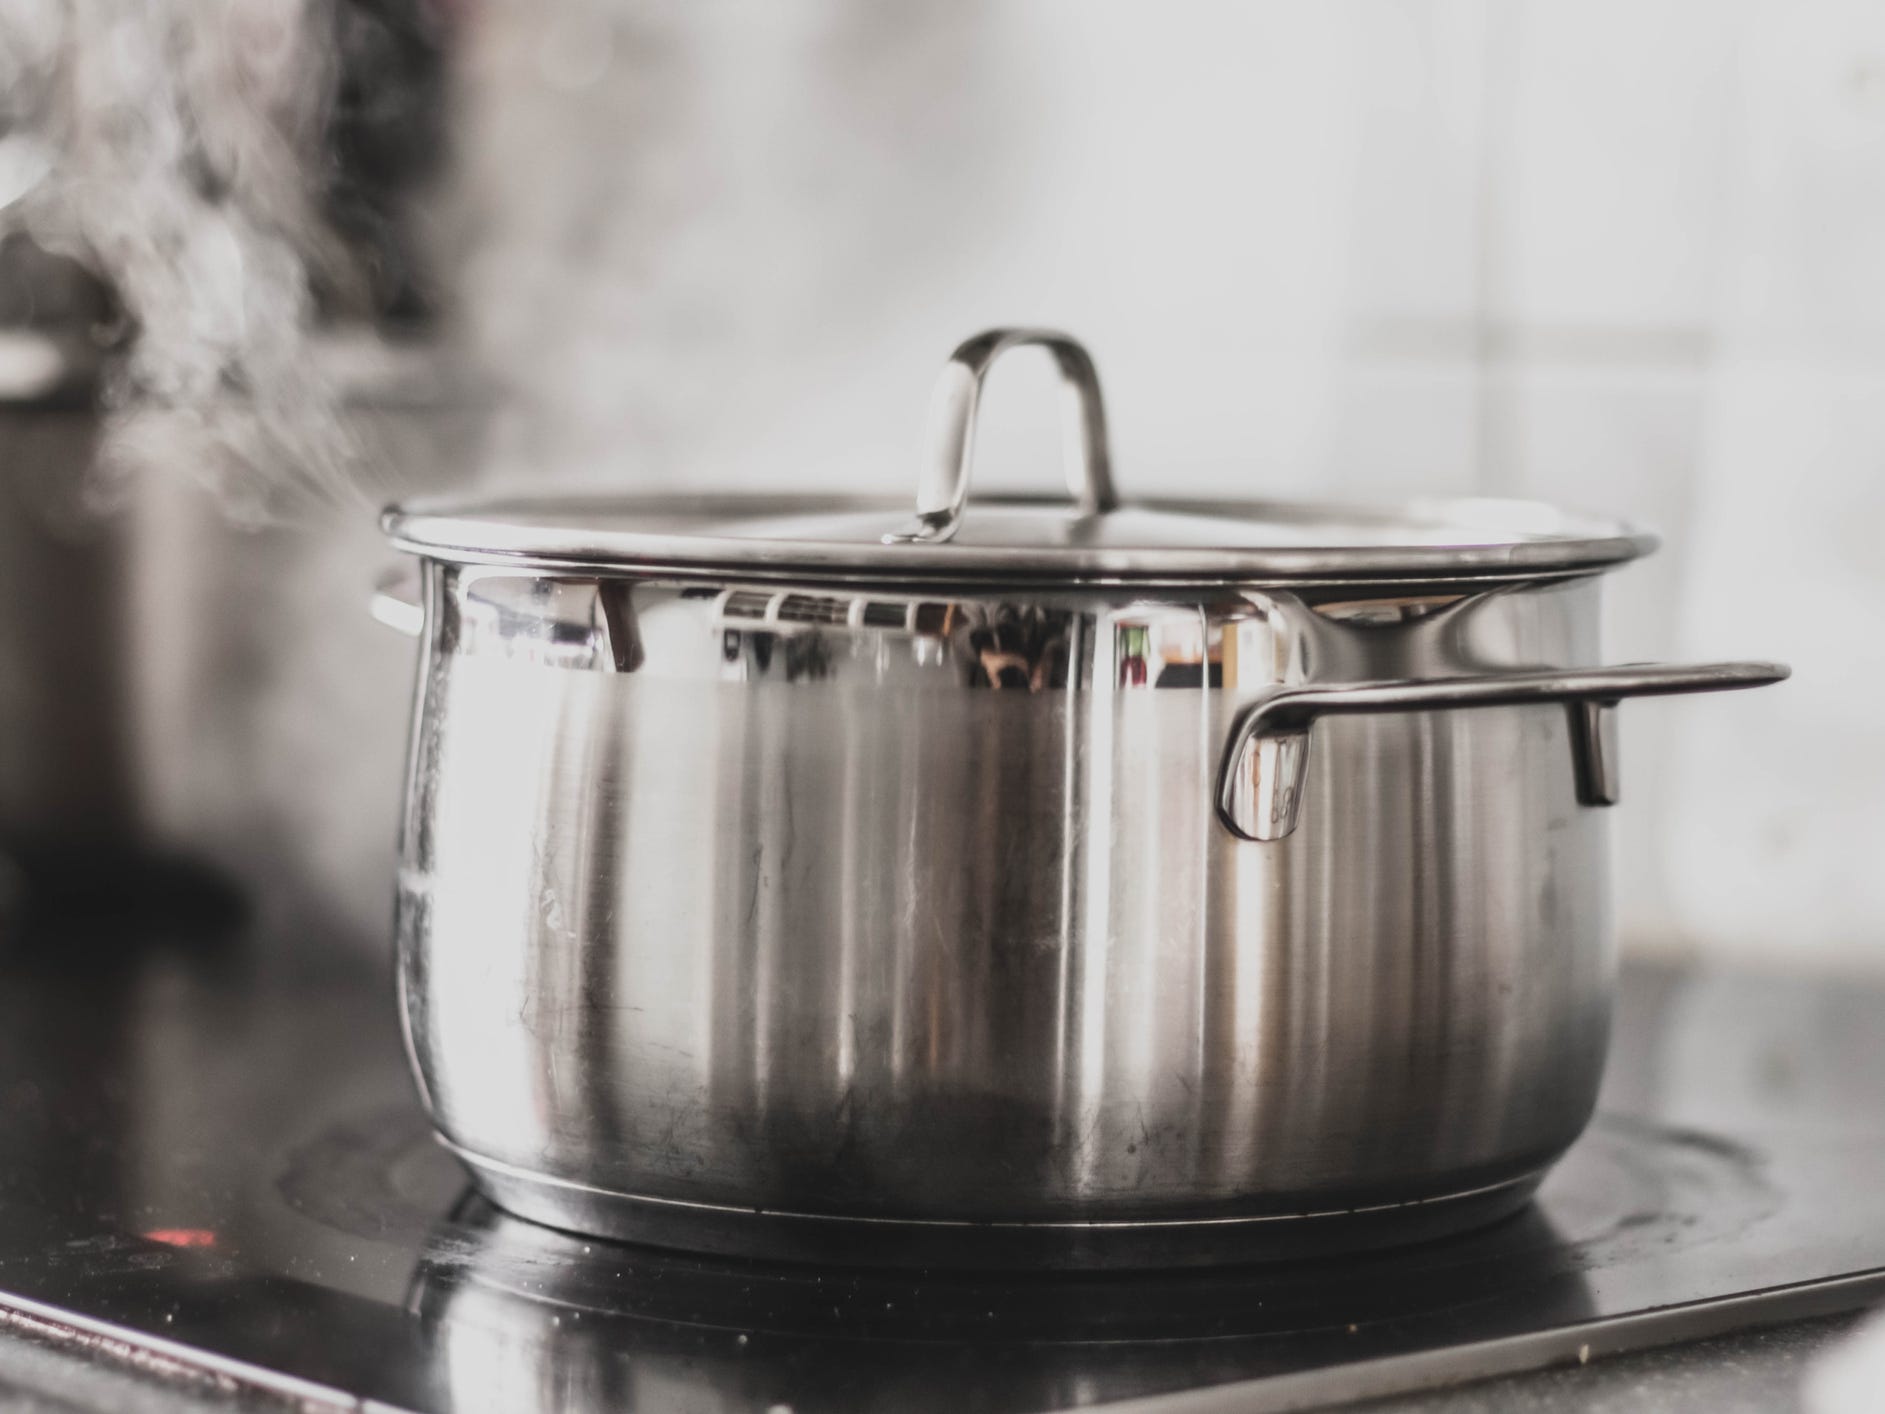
[884,328,1119,545]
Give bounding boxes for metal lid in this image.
[384,329,1657,584]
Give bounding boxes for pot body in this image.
[396,563,1616,1264]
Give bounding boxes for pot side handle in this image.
[884,328,1119,546]
[1216,661,1790,843]
[371,563,425,638]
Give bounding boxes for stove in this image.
[1,909,1882,1413]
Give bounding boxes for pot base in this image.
[445,1138,1547,1270]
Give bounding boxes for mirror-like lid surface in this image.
[382,492,1657,583]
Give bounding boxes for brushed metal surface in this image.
[391,566,1668,1255]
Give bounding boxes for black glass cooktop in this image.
[1,907,1883,1413]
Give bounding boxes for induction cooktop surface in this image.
[0,915,1882,1413]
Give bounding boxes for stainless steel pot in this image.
[378,329,1785,1267]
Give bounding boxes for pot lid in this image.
[384,329,1657,584]
[385,490,1654,583]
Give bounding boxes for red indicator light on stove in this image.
[143,1228,217,1249]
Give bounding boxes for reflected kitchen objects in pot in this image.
[377,327,1786,1266]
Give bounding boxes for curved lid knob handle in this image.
[884,328,1119,545]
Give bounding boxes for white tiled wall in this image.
[457,0,1885,967]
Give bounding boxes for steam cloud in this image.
[0,0,386,518]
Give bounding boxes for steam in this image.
[0,0,369,518]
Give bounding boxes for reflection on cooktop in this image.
[271,1107,1791,1411]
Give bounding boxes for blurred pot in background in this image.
[0,234,481,944]
[121,336,482,948]
[0,241,134,876]
[0,0,476,946]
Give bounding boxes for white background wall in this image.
[447,0,1885,969]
